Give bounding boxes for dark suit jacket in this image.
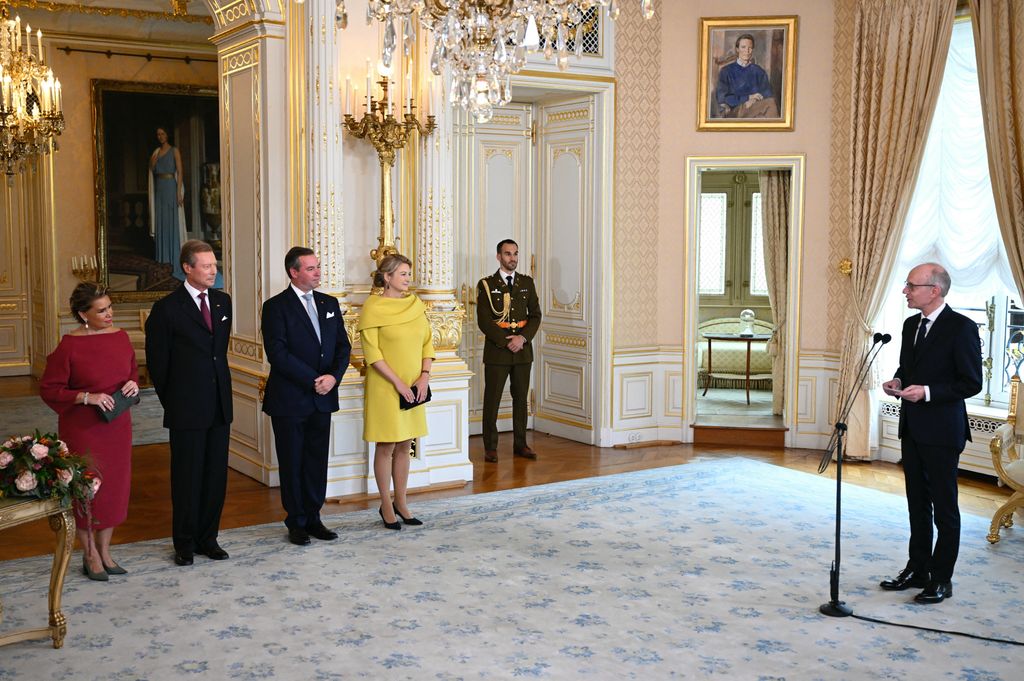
[145,284,233,430]
[476,271,542,365]
[261,288,351,418]
[894,305,982,451]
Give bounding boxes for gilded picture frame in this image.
[92,79,220,302]
[697,16,798,131]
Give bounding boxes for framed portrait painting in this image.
[697,16,798,131]
[92,80,221,302]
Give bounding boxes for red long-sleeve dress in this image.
[39,330,138,530]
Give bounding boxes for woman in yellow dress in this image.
[357,254,435,530]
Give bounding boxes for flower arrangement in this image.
[0,432,99,512]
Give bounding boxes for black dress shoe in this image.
[174,550,194,567]
[393,502,424,526]
[379,507,402,531]
[102,561,128,575]
[879,567,929,591]
[484,450,498,463]
[914,581,953,604]
[306,523,338,541]
[288,528,311,546]
[197,543,229,560]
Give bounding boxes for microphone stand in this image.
[819,333,890,618]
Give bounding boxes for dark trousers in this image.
[482,362,531,451]
[169,419,230,552]
[271,411,331,530]
[901,437,962,582]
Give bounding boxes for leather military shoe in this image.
[513,446,538,460]
[914,581,953,604]
[288,528,311,546]
[484,450,498,463]
[306,523,338,541]
[197,543,229,560]
[174,550,194,567]
[879,567,929,591]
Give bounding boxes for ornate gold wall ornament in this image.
[546,333,587,348]
[257,376,266,403]
[548,108,589,123]
[484,147,514,161]
[223,44,259,75]
[231,338,262,361]
[0,303,16,311]
[9,0,214,24]
[838,258,853,276]
[490,114,523,126]
[425,304,466,351]
[551,289,583,313]
[553,146,582,162]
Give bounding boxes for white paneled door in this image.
[533,96,597,440]
[454,104,535,435]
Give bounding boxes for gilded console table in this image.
[0,498,74,649]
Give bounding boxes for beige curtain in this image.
[836,0,955,457]
[759,171,789,416]
[970,0,1024,298]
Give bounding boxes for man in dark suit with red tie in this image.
[146,240,233,566]
[880,262,982,604]
[261,247,351,546]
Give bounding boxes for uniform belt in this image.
[496,321,524,330]
[154,173,175,179]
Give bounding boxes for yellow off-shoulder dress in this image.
[358,294,437,442]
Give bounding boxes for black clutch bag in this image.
[97,390,141,423]
[399,385,432,410]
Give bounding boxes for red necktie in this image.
[199,291,212,332]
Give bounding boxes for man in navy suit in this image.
[146,240,233,566]
[261,247,351,546]
[880,263,982,604]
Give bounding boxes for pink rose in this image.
[30,443,49,460]
[21,436,33,442]
[2,438,15,449]
[91,478,101,494]
[15,470,38,491]
[0,451,12,468]
[56,468,73,485]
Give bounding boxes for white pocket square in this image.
[326,311,335,318]
[221,316,228,321]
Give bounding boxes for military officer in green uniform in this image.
[477,239,542,463]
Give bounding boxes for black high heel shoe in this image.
[82,556,109,582]
[393,502,423,526]
[379,507,402,531]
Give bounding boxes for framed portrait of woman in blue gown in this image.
[92,80,221,301]
[697,17,798,132]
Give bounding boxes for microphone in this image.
[881,333,892,344]
[872,332,883,344]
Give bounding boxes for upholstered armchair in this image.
[697,317,774,390]
[988,374,1024,543]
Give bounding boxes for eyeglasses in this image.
[903,281,935,289]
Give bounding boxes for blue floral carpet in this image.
[1,457,1022,680]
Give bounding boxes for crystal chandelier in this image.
[334,1,654,123]
[0,4,63,177]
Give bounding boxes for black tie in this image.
[506,275,513,288]
[915,317,930,347]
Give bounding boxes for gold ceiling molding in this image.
[9,1,214,25]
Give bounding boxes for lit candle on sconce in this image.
[345,75,351,115]
[406,72,412,115]
[365,58,372,112]
[25,24,31,56]
[37,29,42,64]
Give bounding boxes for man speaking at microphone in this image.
[880,263,982,604]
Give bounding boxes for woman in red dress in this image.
[40,283,139,581]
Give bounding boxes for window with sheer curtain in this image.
[875,19,1023,408]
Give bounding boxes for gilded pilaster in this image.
[302,0,346,300]
[416,68,464,350]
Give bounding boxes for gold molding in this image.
[549,108,590,123]
[10,0,213,24]
[534,410,593,430]
[518,69,616,84]
[489,114,524,126]
[550,289,582,313]
[211,18,287,45]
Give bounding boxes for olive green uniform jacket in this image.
[476,271,542,365]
